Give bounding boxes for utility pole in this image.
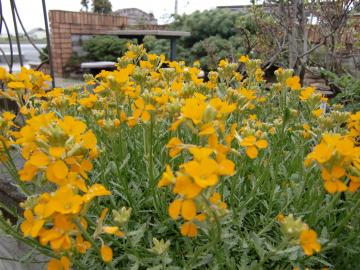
[175,0,178,15]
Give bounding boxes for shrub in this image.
[82,36,129,62]
[321,69,360,112]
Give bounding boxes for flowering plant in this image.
[0,44,359,269]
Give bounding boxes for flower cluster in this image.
[277,214,321,256]
[0,67,51,112]
[0,111,16,160]
[159,143,234,237]
[305,112,360,193]
[12,113,121,268]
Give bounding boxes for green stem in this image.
[331,193,360,239]
[73,218,115,270]
[315,192,341,225]
[147,115,161,214]
[0,140,31,196]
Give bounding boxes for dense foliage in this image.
[1,45,359,270]
[321,70,360,112]
[82,36,129,62]
[147,9,259,70]
[80,0,112,13]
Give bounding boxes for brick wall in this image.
[49,10,128,77]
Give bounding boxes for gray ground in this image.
[0,154,47,270]
[54,77,83,88]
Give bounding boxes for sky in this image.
[2,0,250,34]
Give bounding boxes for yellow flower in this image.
[20,209,45,238]
[209,192,227,209]
[8,81,26,89]
[158,165,175,187]
[83,184,111,202]
[76,234,91,254]
[132,97,155,122]
[239,55,249,63]
[0,67,6,80]
[29,151,50,167]
[182,159,219,188]
[181,95,206,125]
[166,137,184,157]
[305,142,333,165]
[19,163,38,181]
[39,214,75,250]
[34,187,83,218]
[168,199,197,221]
[49,147,65,158]
[101,244,113,263]
[82,130,97,150]
[255,68,264,82]
[79,94,97,108]
[180,222,197,237]
[312,108,323,117]
[321,167,347,193]
[300,229,321,256]
[349,176,360,192]
[238,88,256,100]
[46,160,69,184]
[218,59,228,68]
[59,116,87,137]
[48,256,70,270]
[188,147,213,161]
[286,76,301,90]
[2,111,16,121]
[240,135,268,159]
[209,98,236,118]
[299,87,315,100]
[102,226,125,237]
[173,175,202,199]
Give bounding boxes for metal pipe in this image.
[41,0,55,88]
[9,0,23,66]
[170,39,176,61]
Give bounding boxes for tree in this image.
[260,0,357,77]
[168,9,255,70]
[92,0,112,14]
[81,0,90,11]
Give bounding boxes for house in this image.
[28,28,46,40]
[113,8,157,25]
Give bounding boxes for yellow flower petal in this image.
[256,139,268,149]
[101,244,113,263]
[141,111,151,122]
[82,131,97,149]
[52,160,68,180]
[49,147,65,158]
[29,151,49,167]
[181,199,196,221]
[180,222,197,237]
[240,136,256,147]
[246,146,258,159]
[168,199,182,220]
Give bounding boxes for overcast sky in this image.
[2,0,250,34]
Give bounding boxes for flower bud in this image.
[113,207,131,226]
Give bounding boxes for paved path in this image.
[0,155,47,269]
[54,77,83,88]
[0,235,47,270]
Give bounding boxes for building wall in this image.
[49,10,127,77]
